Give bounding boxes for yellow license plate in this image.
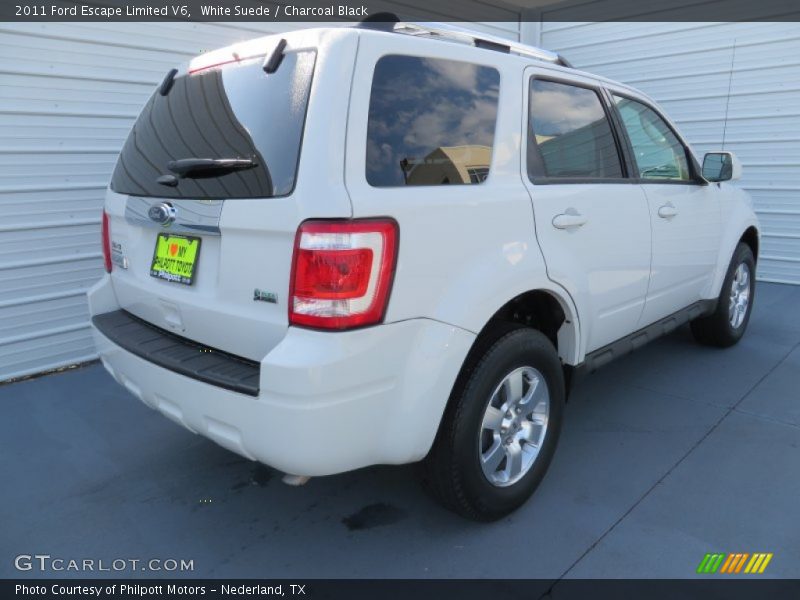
[150,234,201,285]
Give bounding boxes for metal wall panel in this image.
[0,18,522,381]
[541,21,800,285]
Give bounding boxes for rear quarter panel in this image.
[343,32,581,364]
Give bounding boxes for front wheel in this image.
[691,242,755,347]
[419,327,565,521]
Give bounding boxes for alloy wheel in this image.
[479,366,550,487]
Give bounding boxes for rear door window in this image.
[528,79,624,180]
[110,50,316,199]
[365,55,500,187]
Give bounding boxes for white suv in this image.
[89,20,760,520]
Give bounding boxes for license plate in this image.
[150,234,201,285]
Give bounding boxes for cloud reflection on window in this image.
[366,55,500,187]
[528,79,623,179]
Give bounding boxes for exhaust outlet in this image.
[282,474,311,486]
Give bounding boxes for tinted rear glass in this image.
[528,79,623,180]
[366,55,500,187]
[110,50,316,199]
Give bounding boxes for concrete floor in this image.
[2,282,799,579]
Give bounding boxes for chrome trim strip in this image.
[125,197,223,236]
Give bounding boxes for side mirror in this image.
[702,151,742,182]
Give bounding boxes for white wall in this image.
[0,19,522,381]
[541,22,800,285]
[5,18,796,381]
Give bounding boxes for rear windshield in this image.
[110,50,316,199]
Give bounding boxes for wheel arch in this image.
[709,211,760,300]
[449,288,580,402]
[477,289,579,364]
[740,225,759,262]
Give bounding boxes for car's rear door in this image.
[522,68,651,355]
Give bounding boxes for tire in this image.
[419,327,565,521]
[691,242,755,348]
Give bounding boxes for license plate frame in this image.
[149,233,202,286]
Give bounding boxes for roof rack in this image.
[358,17,572,68]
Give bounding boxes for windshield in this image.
[110,50,316,199]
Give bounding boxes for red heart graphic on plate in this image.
[169,243,178,256]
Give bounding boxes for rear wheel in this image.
[691,242,755,347]
[419,327,564,521]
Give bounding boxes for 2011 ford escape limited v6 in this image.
[89,20,760,521]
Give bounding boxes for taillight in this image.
[289,219,398,330]
[101,210,112,273]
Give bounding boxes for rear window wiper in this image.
[167,157,257,179]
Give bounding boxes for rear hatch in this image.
[103,32,350,361]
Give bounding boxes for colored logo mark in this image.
[697,553,773,574]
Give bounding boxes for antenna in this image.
[721,40,737,150]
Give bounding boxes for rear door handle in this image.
[552,212,588,230]
[658,204,678,219]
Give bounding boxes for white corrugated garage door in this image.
[540,22,800,285]
[0,17,522,381]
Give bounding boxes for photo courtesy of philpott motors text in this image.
[14,583,301,597]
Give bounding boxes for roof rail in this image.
[389,21,572,68]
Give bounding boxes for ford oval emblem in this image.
[148,202,176,227]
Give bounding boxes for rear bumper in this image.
[88,275,475,476]
[92,309,261,396]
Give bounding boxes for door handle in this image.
[552,212,588,230]
[658,204,678,219]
